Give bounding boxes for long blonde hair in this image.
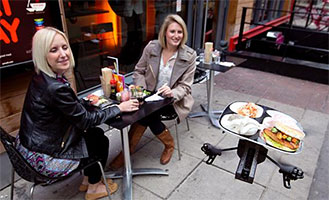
[32,27,75,78]
[158,14,188,49]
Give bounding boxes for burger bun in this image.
[275,122,305,140]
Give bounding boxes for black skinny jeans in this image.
[79,127,109,184]
[138,105,176,135]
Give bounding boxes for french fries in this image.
[237,102,258,118]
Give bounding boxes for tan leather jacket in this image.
[133,40,196,122]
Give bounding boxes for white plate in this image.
[220,114,260,136]
[84,94,111,108]
[229,102,264,118]
[266,110,297,124]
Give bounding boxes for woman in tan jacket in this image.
[111,14,196,168]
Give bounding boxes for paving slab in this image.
[308,125,329,200]
[168,163,265,200]
[300,109,329,134]
[210,132,283,187]
[130,140,201,199]
[173,120,225,160]
[212,89,261,107]
[261,187,300,200]
[101,179,163,200]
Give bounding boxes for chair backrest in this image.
[193,68,207,84]
[0,127,53,184]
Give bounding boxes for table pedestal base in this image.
[105,168,168,200]
[106,168,168,179]
[104,128,168,200]
[188,104,222,128]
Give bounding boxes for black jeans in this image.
[138,105,176,135]
[79,127,109,184]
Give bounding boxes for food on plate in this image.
[261,122,305,152]
[85,94,110,107]
[220,114,260,136]
[230,102,263,118]
[266,110,297,123]
[128,84,151,98]
[240,123,259,136]
[262,117,302,132]
[143,90,151,96]
[86,94,99,105]
[237,102,258,118]
[128,84,135,90]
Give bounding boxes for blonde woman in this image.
[16,27,139,200]
[110,14,196,168]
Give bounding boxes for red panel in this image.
[228,15,290,52]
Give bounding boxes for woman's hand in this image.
[117,99,139,112]
[157,85,174,98]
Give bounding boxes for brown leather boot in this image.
[156,128,175,165]
[109,123,147,170]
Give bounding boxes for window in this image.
[64,0,190,92]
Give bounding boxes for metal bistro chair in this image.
[160,113,190,161]
[0,126,112,200]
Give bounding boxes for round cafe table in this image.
[79,87,174,200]
[188,61,233,127]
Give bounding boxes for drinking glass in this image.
[212,50,221,64]
[199,52,205,63]
[121,88,130,102]
[196,48,205,64]
[136,86,144,105]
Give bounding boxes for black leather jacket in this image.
[19,72,121,159]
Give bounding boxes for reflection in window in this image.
[64,0,186,93]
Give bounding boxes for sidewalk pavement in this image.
[0,66,328,200]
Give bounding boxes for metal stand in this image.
[201,140,304,188]
[189,69,222,127]
[106,128,168,200]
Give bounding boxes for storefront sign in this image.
[0,0,61,68]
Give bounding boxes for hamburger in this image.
[261,122,305,152]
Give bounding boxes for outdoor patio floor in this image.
[1,66,328,200]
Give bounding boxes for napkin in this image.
[219,62,235,67]
[145,94,164,102]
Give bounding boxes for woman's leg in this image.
[140,105,176,135]
[80,127,118,199]
[140,105,176,164]
[82,127,109,184]
[110,105,177,169]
